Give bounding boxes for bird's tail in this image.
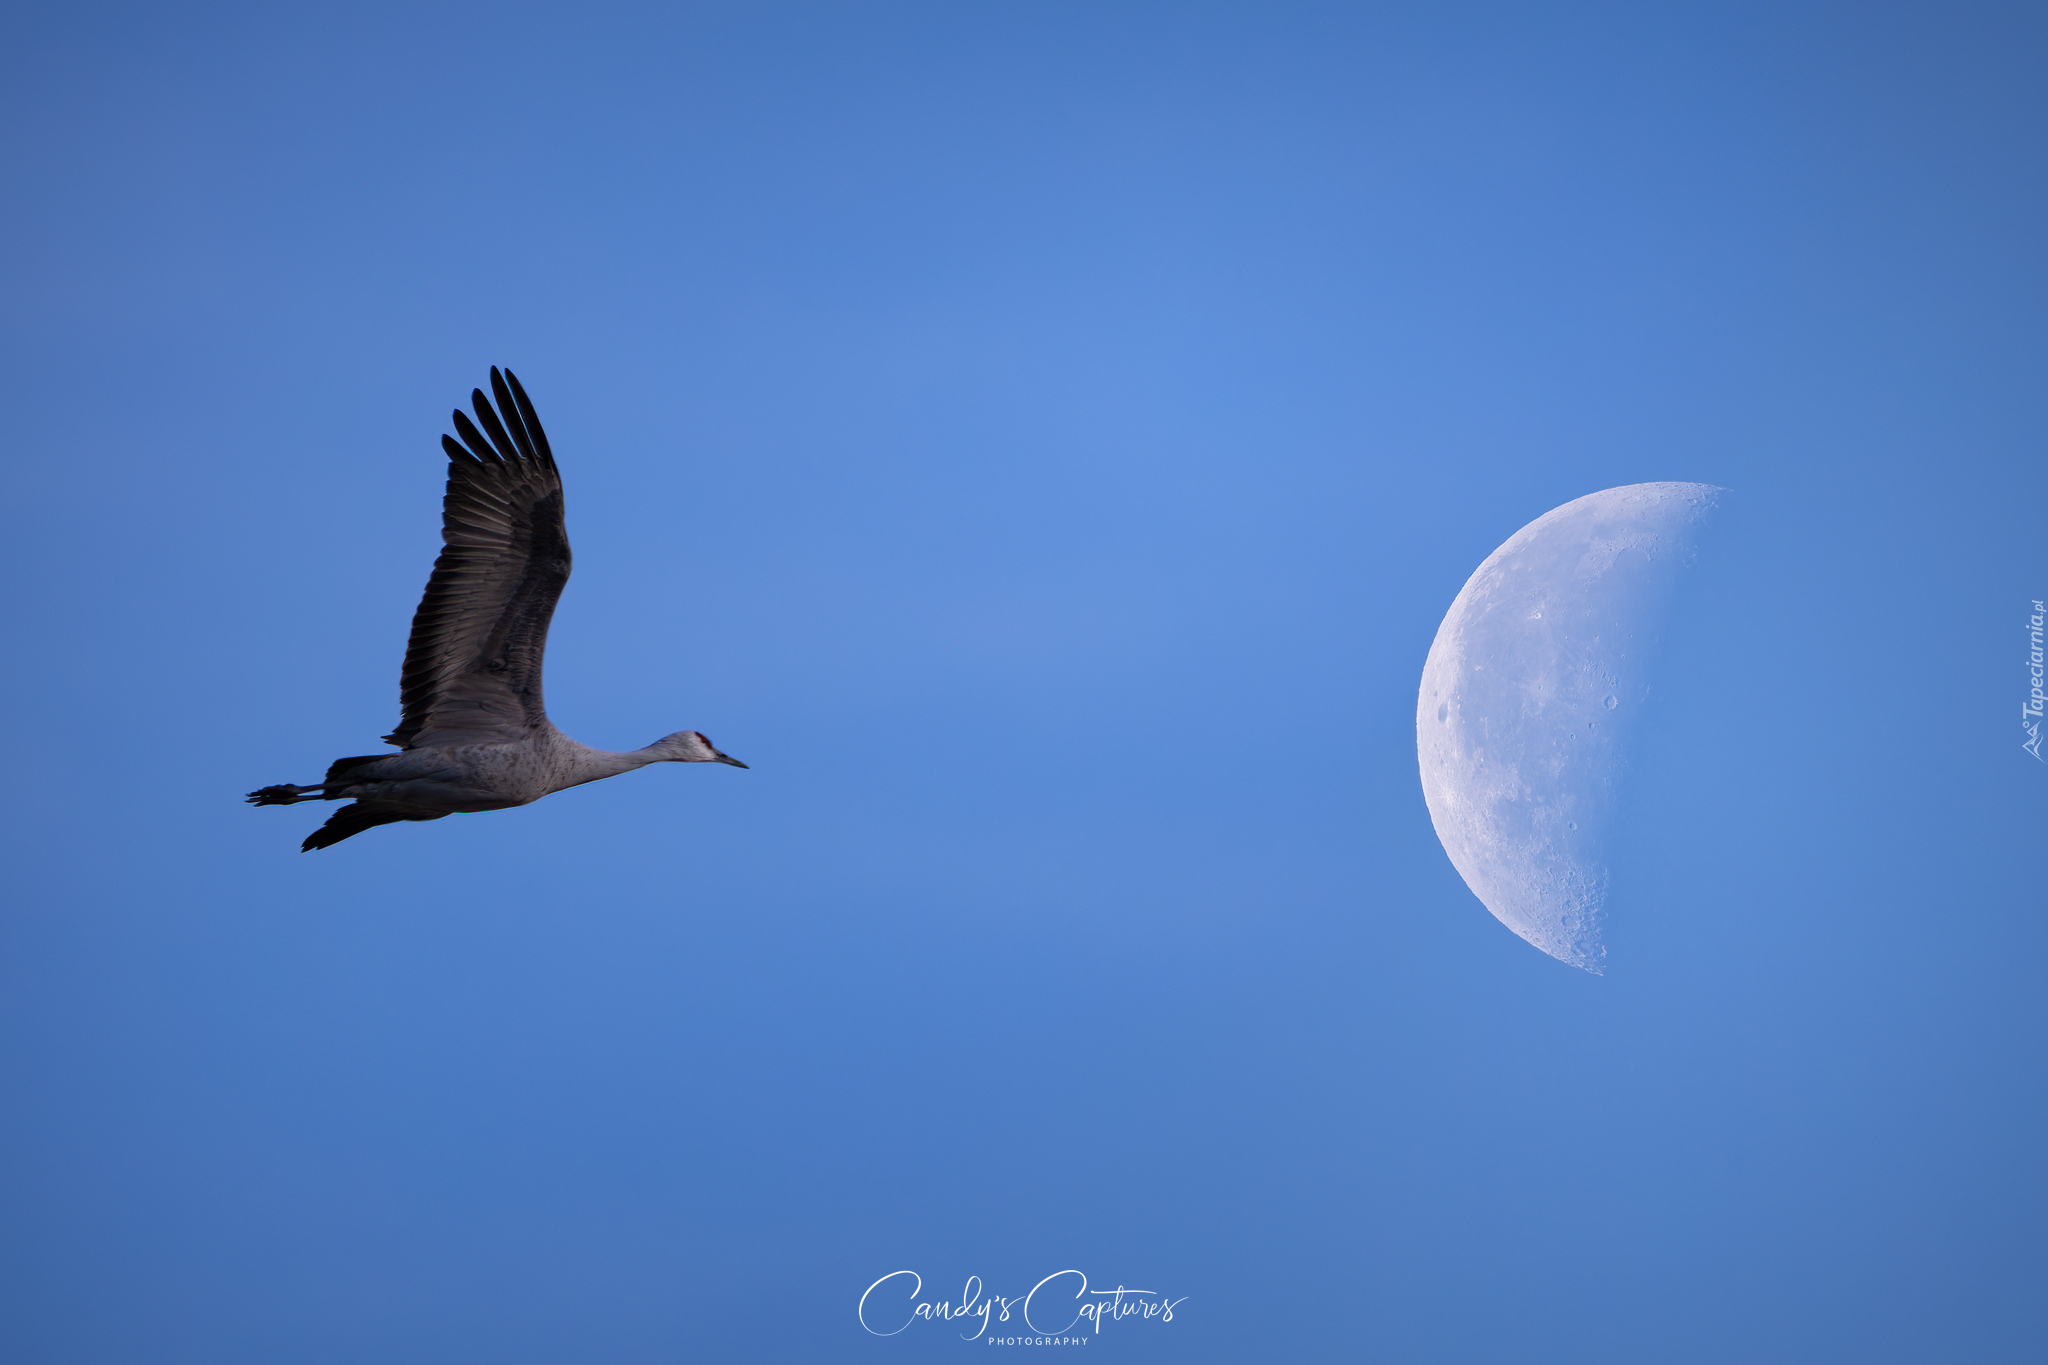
[323,754,394,784]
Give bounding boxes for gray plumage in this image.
[249,368,744,851]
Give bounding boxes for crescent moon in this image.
[1417,482,1723,972]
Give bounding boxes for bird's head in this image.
[649,730,748,767]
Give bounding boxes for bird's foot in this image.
[247,784,320,806]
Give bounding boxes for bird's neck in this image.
[557,741,662,786]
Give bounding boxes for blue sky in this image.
[1,2,2042,1360]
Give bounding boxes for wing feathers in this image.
[385,368,571,752]
[469,390,522,461]
[303,801,450,852]
[450,410,503,464]
[490,370,538,459]
[503,369,555,467]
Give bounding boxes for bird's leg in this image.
[245,783,331,806]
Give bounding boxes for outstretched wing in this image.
[303,802,450,852]
[384,367,570,750]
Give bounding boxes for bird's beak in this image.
[715,753,749,768]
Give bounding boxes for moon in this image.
[1417,483,1723,972]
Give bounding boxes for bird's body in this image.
[250,368,743,851]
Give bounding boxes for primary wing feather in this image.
[384,367,571,750]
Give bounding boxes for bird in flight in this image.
[249,368,745,851]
